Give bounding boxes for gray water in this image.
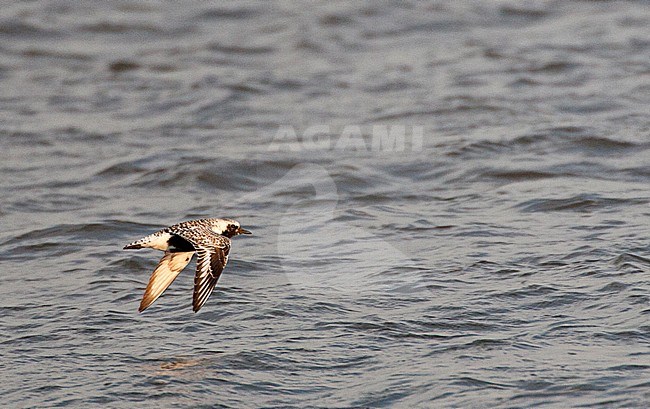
[1,1,649,408]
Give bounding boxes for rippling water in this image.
[1,1,649,407]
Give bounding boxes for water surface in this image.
[1,1,649,408]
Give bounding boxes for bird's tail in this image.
[123,242,144,249]
[123,231,170,250]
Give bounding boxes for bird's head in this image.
[210,218,252,238]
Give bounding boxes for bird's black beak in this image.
[237,227,252,235]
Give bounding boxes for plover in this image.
[123,218,251,313]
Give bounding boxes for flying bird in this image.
[123,218,251,312]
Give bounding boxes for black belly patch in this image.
[168,235,195,252]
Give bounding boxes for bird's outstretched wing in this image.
[139,251,194,312]
[193,243,230,312]
[169,226,232,312]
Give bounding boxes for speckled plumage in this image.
[123,218,251,312]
